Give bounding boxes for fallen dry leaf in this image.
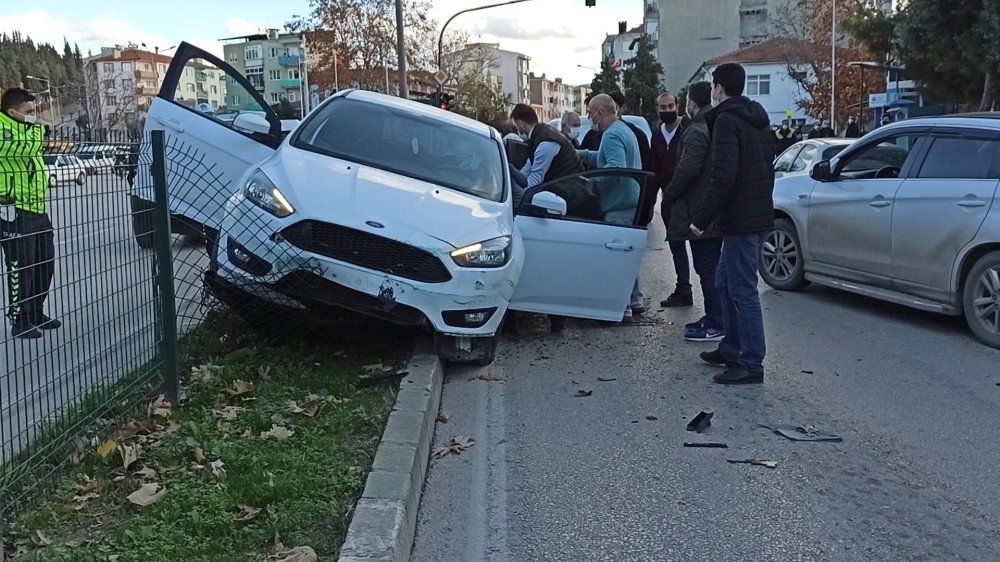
[287,400,319,418]
[362,363,390,374]
[236,503,262,522]
[75,476,99,495]
[432,435,475,459]
[119,444,140,472]
[96,439,117,458]
[204,459,226,480]
[135,466,158,479]
[148,394,173,418]
[190,362,221,384]
[228,380,255,397]
[69,437,88,465]
[269,544,317,562]
[126,482,166,507]
[192,447,206,463]
[30,530,52,546]
[213,406,241,422]
[261,425,295,441]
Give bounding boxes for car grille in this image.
[280,220,452,284]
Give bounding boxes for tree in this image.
[896,0,1000,111]
[621,35,664,121]
[589,57,619,97]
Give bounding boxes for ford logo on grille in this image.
[365,220,385,229]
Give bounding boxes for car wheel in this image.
[963,251,1000,349]
[758,218,809,291]
[76,173,86,186]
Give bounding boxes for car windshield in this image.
[292,97,505,202]
[823,145,848,160]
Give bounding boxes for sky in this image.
[0,0,640,85]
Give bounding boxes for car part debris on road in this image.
[683,442,728,448]
[761,423,843,442]
[727,459,778,468]
[687,410,714,433]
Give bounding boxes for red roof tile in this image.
[91,49,173,65]
[705,37,813,66]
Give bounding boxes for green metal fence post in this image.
[151,130,180,402]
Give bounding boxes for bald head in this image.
[587,93,618,133]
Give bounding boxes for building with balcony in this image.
[222,29,308,115]
[528,73,567,122]
[601,22,644,75]
[177,58,226,111]
[84,45,172,131]
[445,43,531,106]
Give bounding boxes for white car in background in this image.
[136,42,651,364]
[76,145,119,175]
[774,138,853,179]
[43,154,87,186]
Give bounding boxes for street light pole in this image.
[436,0,531,99]
[26,75,59,125]
[395,0,408,99]
[831,0,837,128]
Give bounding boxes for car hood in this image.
[262,145,511,250]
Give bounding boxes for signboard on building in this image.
[869,93,888,108]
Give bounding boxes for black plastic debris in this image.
[683,442,728,448]
[686,410,714,433]
[727,459,778,468]
[574,390,593,398]
[645,415,658,421]
[597,377,617,382]
[761,423,842,442]
[801,370,814,374]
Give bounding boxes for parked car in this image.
[76,145,119,175]
[759,114,1000,349]
[135,42,650,364]
[546,115,652,146]
[43,154,87,186]
[774,138,853,179]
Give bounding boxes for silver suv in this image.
[759,114,1000,349]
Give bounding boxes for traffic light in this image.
[585,0,595,6]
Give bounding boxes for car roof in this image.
[900,114,1000,130]
[339,90,495,138]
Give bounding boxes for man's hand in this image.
[690,224,704,237]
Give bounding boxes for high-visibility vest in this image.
[0,111,49,214]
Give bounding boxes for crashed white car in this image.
[140,42,651,364]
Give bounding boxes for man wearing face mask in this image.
[774,119,796,155]
[560,111,582,148]
[845,115,861,138]
[1,88,60,339]
[817,119,836,138]
[650,91,692,308]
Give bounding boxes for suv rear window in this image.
[918,137,1000,179]
[292,97,505,202]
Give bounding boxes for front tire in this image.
[759,218,809,291]
[963,251,1000,349]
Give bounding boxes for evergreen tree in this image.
[621,35,663,122]
[589,57,619,97]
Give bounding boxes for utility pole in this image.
[395,0,408,98]
[831,0,837,128]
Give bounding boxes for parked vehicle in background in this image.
[76,145,119,175]
[774,138,853,179]
[43,154,87,186]
[759,114,1000,349]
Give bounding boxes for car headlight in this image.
[450,236,511,268]
[244,169,294,218]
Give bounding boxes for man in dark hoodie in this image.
[690,63,775,385]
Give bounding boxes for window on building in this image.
[144,63,151,70]
[268,70,281,80]
[746,74,770,96]
[187,84,196,92]
[104,79,115,89]
[288,69,301,80]
[268,47,280,58]
[121,62,132,72]
[233,95,241,106]
[246,66,264,89]
[210,85,218,94]
[122,79,133,90]
[271,92,281,103]
[245,45,262,61]
[288,91,297,102]
[105,96,116,105]
[228,51,238,62]
[146,80,156,88]
[103,63,114,74]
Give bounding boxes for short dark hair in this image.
[1,88,35,113]
[688,81,712,108]
[509,103,538,124]
[712,63,746,97]
[608,91,626,108]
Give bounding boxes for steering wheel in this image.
[874,166,901,179]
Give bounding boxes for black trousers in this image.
[2,211,55,324]
[690,237,724,329]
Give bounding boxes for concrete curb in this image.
[339,338,443,562]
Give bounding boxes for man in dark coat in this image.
[845,116,861,138]
[661,82,724,342]
[690,63,775,385]
[650,91,692,307]
[774,120,796,154]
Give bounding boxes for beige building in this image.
[447,43,531,106]
[85,45,172,130]
[528,73,566,123]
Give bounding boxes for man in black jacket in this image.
[650,91,692,307]
[690,63,775,385]
[661,82,724,342]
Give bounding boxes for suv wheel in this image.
[759,218,809,291]
[963,251,1000,349]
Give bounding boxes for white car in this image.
[137,42,651,364]
[76,145,119,175]
[774,138,853,179]
[547,115,652,145]
[43,154,87,186]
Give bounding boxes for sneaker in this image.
[685,326,726,343]
[12,321,42,339]
[33,314,62,330]
[685,316,707,330]
[713,366,764,385]
[660,292,694,308]
[699,348,731,367]
[630,302,648,316]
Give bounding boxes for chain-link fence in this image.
[0,126,190,515]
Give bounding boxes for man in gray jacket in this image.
[661,82,724,342]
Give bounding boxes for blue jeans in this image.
[715,233,766,373]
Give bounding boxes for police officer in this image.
[1,88,60,339]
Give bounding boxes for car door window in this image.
[839,134,923,179]
[917,136,1000,179]
[519,169,651,227]
[774,146,799,172]
[791,144,817,172]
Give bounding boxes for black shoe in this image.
[34,315,62,330]
[12,321,42,339]
[713,366,764,385]
[549,315,565,334]
[660,292,694,307]
[699,348,729,366]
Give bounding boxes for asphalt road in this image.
[1,172,207,462]
[412,218,1000,561]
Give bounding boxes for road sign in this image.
[433,70,449,85]
[785,109,794,118]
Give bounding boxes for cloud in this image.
[472,17,574,41]
[0,8,169,54]
[225,18,269,37]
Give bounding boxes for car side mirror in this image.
[532,191,567,216]
[233,113,272,135]
[811,160,832,182]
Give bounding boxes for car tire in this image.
[759,218,809,291]
[130,195,156,250]
[76,173,86,186]
[962,251,1000,350]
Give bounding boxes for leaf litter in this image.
[432,435,474,459]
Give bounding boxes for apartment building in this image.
[528,73,567,122]
[447,43,531,106]
[176,59,226,112]
[601,22,643,72]
[222,30,307,115]
[84,46,172,130]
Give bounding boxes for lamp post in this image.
[831,0,837,128]
[436,0,532,100]
[26,75,60,125]
[394,0,408,99]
